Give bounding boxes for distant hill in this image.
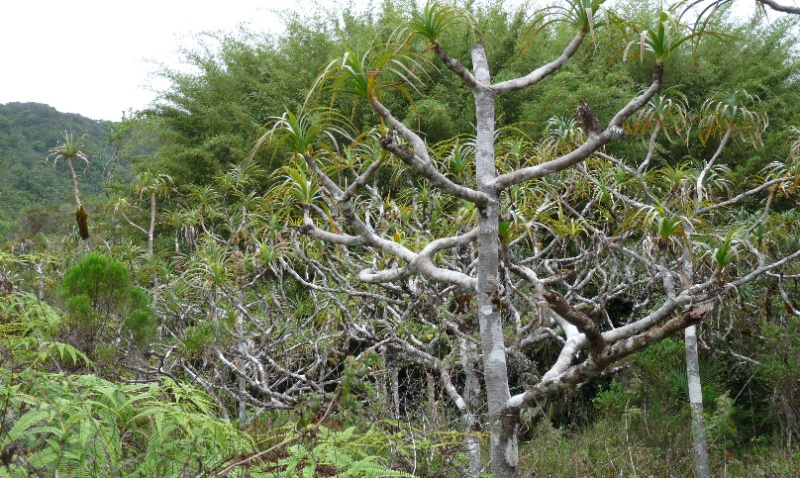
[0,102,126,237]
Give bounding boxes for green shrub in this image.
[60,253,154,356]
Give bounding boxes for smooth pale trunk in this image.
[688,167,711,478]
[461,339,482,477]
[391,361,400,419]
[67,158,82,209]
[149,192,156,256]
[682,242,710,478]
[473,44,518,477]
[685,324,710,478]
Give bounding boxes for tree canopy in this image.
[2,1,800,477]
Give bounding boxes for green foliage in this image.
[132,25,342,187]
[593,379,631,414]
[519,410,800,477]
[621,8,718,65]
[705,392,738,452]
[698,89,768,146]
[535,336,797,476]
[2,2,800,478]
[286,419,474,478]
[629,92,688,140]
[560,327,800,477]
[60,253,154,353]
[0,103,121,238]
[0,371,251,477]
[259,426,415,478]
[0,290,91,369]
[46,131,90,170]
[132,171,173,200]
[404,98,459,142]
[759,316,800,445]
[255,109,352,159]
[562,0,607,33]
[409,1,469,45]
[713,230,738,271]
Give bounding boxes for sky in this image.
[0,0,344,122]
[1,0,761,123]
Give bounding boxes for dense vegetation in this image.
[0,103,122,237]
[2,0,800,476]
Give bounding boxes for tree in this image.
[61,253,154,360]
[682,89,768,478]
[252,2,800,476]
[114,171,173,256]
[46,131,91,245]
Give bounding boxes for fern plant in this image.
[254,426,416,477]
[0,290,91,369]
[0,371,252,477]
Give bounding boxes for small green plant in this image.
[594,379,635,415]
[60,253,155,356]
[255,426,415,478]
[706,392,737,452]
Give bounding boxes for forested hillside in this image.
[0,102,123,236]
[2,1,800,477]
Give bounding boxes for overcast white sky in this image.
[1,1,761,122]
[0,0,353,121]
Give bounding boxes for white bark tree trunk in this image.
[461,339,483,478]
[688,138,713,478]
[685,324,710,478]
[472,44,518,478]
[148,191,157,256]
[67,157,82,209]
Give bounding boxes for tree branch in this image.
[492,33,585,93]
[697,176,794,214]
[370,99,490,206]
[542,289,605,356]
[505,301,714,411]
[433,44,481,89]
[494,64,664,190]
[119,210,149,236]
[757,0,800,14]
